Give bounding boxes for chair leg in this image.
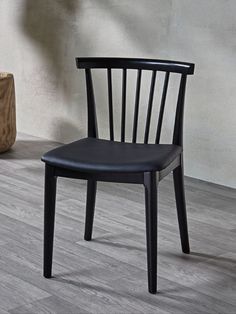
[173,163,190,254]
[144,172,158,294]
[84,180,97,241]
[44,164,57,278]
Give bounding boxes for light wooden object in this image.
[0,72,16,153]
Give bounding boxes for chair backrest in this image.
[76,57,194,146]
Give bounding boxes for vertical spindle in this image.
[85,69,98,138]
[144,70,157,144]
[121,69,127,142]
[107,68,114,140]
[132,69,142,143]
[155,72,170,144]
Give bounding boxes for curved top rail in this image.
[76,57,194,75]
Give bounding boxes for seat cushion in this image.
[42,137,182,173]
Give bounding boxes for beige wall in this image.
[0,0,236,188]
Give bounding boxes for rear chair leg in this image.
[173,162,190,254]
[84,180,97,241]
[44,164,57,278]
[144,172,158,294]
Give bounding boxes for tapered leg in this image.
[44,164,57,278]
[144,172,158,294]
[173,162,190,254]
[84,180,97,241]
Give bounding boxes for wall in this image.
[0,0,235,188]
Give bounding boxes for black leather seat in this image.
[42,137,182,173]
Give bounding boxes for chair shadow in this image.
[163,251,236,266]
[92,233,146,252]
[52,275,111,293]
[52,269,196,306]
[51,270,136,300]
[191,251,236,264]
[51,249,236,311]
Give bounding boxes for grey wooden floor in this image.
[0,133,235,314]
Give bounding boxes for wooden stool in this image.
[0,73,16,153]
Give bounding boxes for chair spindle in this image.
[132,69,142,143]
[121,69,127,142]
[144,70,157,144]
[155,72,170,144]
[107,68,114,141]
[85,69,98,138]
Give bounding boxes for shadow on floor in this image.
[163,251,236,265]
[0,140,59,160]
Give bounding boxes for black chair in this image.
[42,57,194,294]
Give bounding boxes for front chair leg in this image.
[44,164,57,278]
[144,172,158,294]
[173,162,190,254]
[84,180,97,241]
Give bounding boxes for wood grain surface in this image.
[0,73,16,153]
